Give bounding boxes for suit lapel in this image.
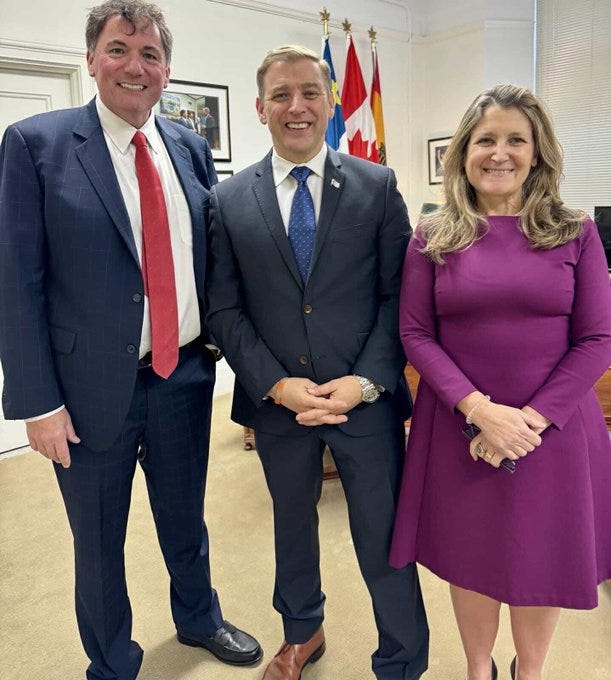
[252,152,303,288]
[309,148,344,278]
[73,101,139,265]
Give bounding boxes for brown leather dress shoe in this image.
[262,626,325,680]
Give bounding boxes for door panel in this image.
[0,66,74,453]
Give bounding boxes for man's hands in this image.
[268,375,366,427]
[297,376,363,426]
[26,408,80,468]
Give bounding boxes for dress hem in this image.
[416,559,610,611]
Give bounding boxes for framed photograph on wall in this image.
[216,170,234,181]
[156,80,232,162]
[428,136,452,185]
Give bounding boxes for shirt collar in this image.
[271,144,328,187]
[95,96,161,155]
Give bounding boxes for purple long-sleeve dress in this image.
[389,216,611,608]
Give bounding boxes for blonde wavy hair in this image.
[421,84,585,263]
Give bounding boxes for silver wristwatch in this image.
[354,375,381,403]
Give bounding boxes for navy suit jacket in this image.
[206,148,412,437]
[0,99,216,451]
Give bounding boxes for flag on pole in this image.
[322,34,348,152]
[370,40,387,165]
[341,33,379,163]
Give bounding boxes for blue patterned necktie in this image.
[288,166,316,282]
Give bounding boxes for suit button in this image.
[298,355,309,365]
[132,293,143,303]
[126,344,137,354]
[303,304,313,314]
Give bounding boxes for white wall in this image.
[408,24,485,214]
[407,0,535,220]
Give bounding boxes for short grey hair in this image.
[86,0,173,63]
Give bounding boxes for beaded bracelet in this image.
[465,394,490,424]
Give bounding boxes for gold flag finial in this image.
[342,18,352,34]
[320,8,330,35]
[368,26,377,44]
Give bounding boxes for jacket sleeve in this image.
[0,125,63,419]
[351,168,410,393]
[205,187,287,403]
[527,219,611,428]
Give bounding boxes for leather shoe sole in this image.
[303,641,326,670]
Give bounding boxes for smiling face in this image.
[87,14,170,129]
[256,58,334,164]
[465,105,538,214]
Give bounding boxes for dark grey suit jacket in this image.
[206,147,412,436]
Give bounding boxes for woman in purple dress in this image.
[390,84,611,680]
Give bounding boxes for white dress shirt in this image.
[96,97,200,357]
[272,144,327,231]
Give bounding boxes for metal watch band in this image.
[354,375,381,403]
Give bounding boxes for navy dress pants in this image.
[54,346,223,680]
[255,422,429,680]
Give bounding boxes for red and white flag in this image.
[341,34,379,163]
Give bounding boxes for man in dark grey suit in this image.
[206,45,429,680]
[0,1,260,678]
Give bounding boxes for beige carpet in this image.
[1,393,610,679]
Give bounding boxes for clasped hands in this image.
[467,400,551,469]
[268,376,364,426]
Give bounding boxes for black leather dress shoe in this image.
[177,620,263,666]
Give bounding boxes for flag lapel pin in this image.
[331,178,340,189]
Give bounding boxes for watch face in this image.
[363,387,379,403]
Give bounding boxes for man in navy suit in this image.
[206,45,429,680]
[0,1,260,678]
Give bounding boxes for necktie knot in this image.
[290,166,312,184]
[131,130,148,149]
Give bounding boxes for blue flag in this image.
[322,35,347,151]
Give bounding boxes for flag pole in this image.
[320,7,329,36]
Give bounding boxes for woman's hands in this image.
[459,392,552,467]
[472,399,542,455]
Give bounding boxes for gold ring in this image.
[484,451,493,462]
[475,442,487,457]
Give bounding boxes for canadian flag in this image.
[341,34,379,163]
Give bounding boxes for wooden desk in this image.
[595,369,611,427]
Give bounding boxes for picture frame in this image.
[428,136,452,185]
[156,80,231,162]
[216,170,234,182]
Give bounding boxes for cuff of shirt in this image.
[24,405,65,422]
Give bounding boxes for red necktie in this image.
[132,131,179,378]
